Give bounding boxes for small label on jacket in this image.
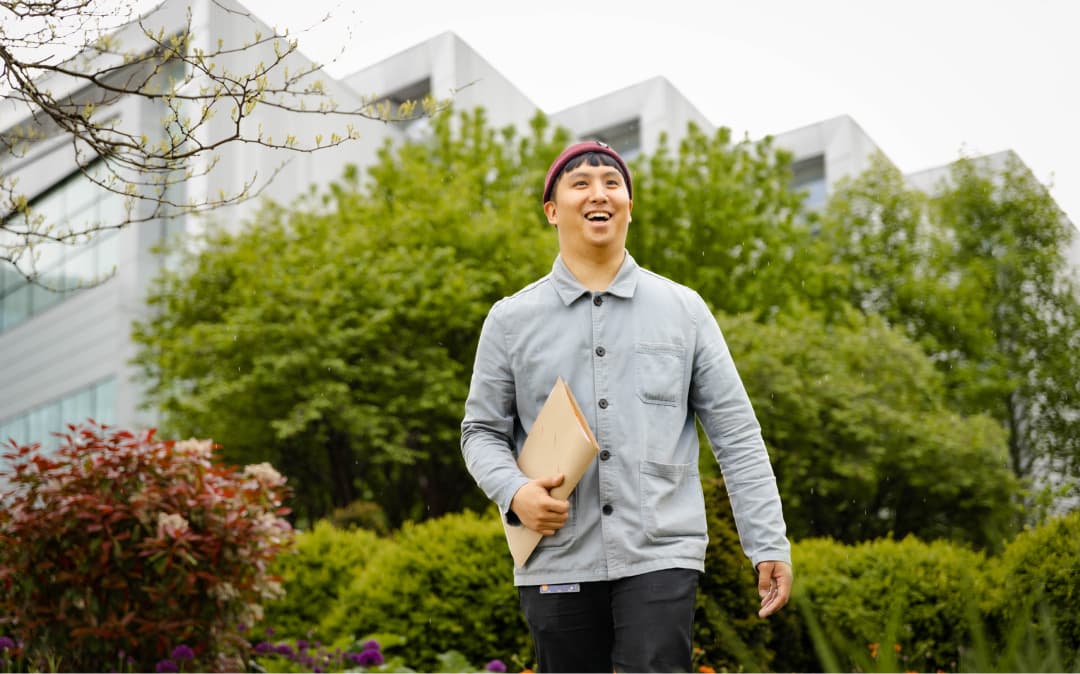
[539,583,581,594]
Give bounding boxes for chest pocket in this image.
[635,343,685,406]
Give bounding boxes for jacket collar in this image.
[551,251,640,306]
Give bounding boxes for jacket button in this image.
[593,295,603,306]
[602,504,613,515]
[600,449,611,461]
[598,398,608,409]
[595,346,606,357]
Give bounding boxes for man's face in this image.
[544,161,632,258]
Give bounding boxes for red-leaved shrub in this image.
[0,422,293,672]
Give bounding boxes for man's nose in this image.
[588,182,608,201]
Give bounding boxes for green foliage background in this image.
[259,506,1080,673]
[135,105,1079,536]
[132,104,1080,670]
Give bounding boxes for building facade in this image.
[1,0,1074,449]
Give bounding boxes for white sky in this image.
[243,0,1080,229]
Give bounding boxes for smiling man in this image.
[461,141,792,673]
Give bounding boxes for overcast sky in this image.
[243,0,1079,229]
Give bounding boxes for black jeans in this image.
[518,568,700,673]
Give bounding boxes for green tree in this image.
[722,306,1020,549]
[818,153,1080,498]
[132,109,568,524]
[627,123,818,317]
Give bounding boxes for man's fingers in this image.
[757,561,776,597]
[537,473,565,489]
[756,560,793,618]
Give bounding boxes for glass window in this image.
[94,379,117,424]
[0,377,116,450]
[0,416,28,446]
[64,245,96,291]
[31,283,63,314]
[0,155,138,334]
[382,77,431,131]
[791,155,827,209]
[95,231,120,278]
[584,118,642,160]
[69,388,95,426]
[26,407,48,447]
[1,283,31,331]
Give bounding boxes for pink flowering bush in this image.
[0,422,293,672]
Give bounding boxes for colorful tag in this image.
[539,583,581,594]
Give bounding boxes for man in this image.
[461,141,792,673]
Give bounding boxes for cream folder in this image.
[502,377,600,568]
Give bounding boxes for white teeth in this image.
[586,213,610,221]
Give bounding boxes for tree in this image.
[626,123,816,318]
[1,0,443,280]
[931,156,1080,489]
[722,306,1021,549]
[132,109,568,524]
[817,153,1080,501]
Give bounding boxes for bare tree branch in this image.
[1,0,452,284]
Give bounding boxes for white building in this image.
[1,0,1073,448]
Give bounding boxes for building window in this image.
[0,160,123,333]
[582,118,642,159]
[790,154,827,208]
[0,377,116,452]
[380,77,432,138]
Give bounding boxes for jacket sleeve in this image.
[688,293,791,568]
[460,302,530,516]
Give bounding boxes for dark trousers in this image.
[518,568,700,673]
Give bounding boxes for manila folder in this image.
[502,377,600,568]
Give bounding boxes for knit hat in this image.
[543,140,632,204]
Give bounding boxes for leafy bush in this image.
[722,307,1021,550]
[694,477,775,672]
[262,520,383,641]
[980,511,1080,670]
[0,423,293,672]
[782,536,987,672]
[320,509,530,671]
[329,499,390,534]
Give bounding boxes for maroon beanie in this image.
[543,140,632,204]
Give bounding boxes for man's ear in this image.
[544,201,558,226]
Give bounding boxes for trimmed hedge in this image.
[262,520,382,641]
[782,536,987,672]
[262,496,1080,673]
[981,511,1080,669]
[694,477,776,672]
[318,509,532,672]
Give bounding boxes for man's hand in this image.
[510,474,569,535]
[756,560,793,618]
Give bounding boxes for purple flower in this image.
[362,639,381,651]
[486,659,507,673]
[313,668,323,673]
[296,639,309,651]
[237,623,248,633]
[0,636,16,652]
[355,648,384,667]
[171,645,195,662]
[253,641,274,655]
[274,644,296,658]
[155,659,179,673]
[264,627,275,637]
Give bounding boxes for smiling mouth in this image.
[585,212,611,221]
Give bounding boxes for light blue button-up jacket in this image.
[461,252,790,586]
